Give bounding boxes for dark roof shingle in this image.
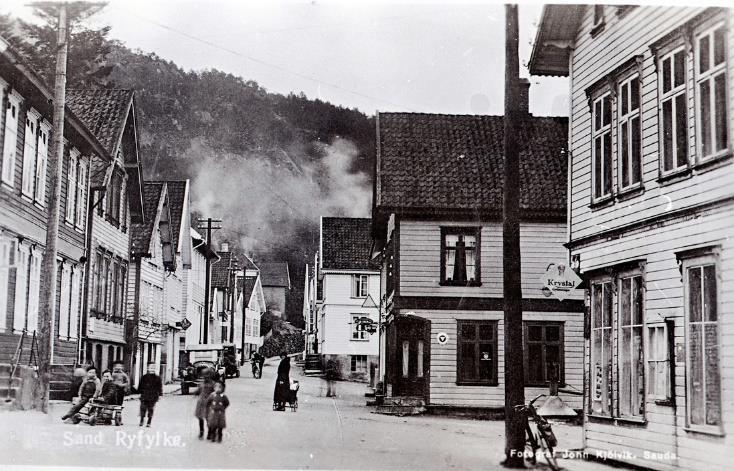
[211,252,235,288]
[321,217,375,271]
[66,89,133,156]
[163,180,187,252]
[376,113,568,218]
[259,262,290,288]
[130,182,164,255]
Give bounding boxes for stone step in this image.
[0,386,21,399]
[374,404,426,416]
[50,389,71,401]
[382,396,425,407]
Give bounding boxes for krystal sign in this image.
[539,262,582,301]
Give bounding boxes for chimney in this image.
[220,242,229,252]
[518,78,531,115]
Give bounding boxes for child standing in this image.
[206,382,229,443]
[138,363,163,427]
[195,370,216,439]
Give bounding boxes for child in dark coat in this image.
[195,371,216,439]
[206,382,229,443]
[138,364,163,427]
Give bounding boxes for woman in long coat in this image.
[195,370,216,439]
[273,352,290,411]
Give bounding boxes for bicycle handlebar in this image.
[529,394,546,405]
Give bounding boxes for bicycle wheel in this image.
[537,431,560,471]
[524,424,538,465]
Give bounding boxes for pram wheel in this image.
[88,413,97,426]
[114,412,122,426]
[72,414,81,424]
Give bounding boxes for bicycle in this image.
[514,394,560,471]
[251,360,262,379]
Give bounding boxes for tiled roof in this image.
[259,262,290,288]
[375,113,568,217]
[321,217,376,271]
[236,275,258,303]
[212,251,238,288]
[89,154,111,188]
[162,180,187,252]
[66,89,133,156]
[130,182,164,255]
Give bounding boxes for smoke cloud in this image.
[188,137,372,257]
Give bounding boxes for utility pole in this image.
[502,4,525,467]
[198,217,221,344]
[240,266,247,363]
[35,2,68,413]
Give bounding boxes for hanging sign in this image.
[539,262,582,301]
[436,332,449,345]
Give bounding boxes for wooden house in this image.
[370,98,585,410]
[0,36,110,377]
[317,217,380,382]
[530,5,734,470]
[235,258,266,360]
[210,244,239,345]
[259,262,290,318]
[128,182,175,386]
[66,89,145,374]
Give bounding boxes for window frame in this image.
[617,74,643,192]
[65,149,78,224]
[523,321,565,387]
[456,320,498,386]
[21,108,39,198]
[440,226,482,287]
[616,270,645,419]
[350,314,369,341]
[351,354,368,372]
[591,92,614,203]
[646,323,672,403]
[694,21,729,163]
[681,251,723,434]
[589,277,614,417]
[351,274,369,298]
[33,120,50,207]
[1,88,22,187]
[657,45,691,177]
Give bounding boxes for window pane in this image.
[603,96,611,126]
[545,325,560,342]
[417,341,424,378]
[663,99,674,171]
[699,35,710,73]
[621,83,628,115]
[621,122,629,187]
[689,323,704,425]
[545,345,560,381]
[704,323,720,426]
[461,323,476,340]
[528,325,543,342]
[632,326,644,416]
[593,284,602,327]
[631,117,641,184]
[479,323,493,340]
[445,234,458,247]
[621,278,631,326]
[478,343,493,381]
[662,57,672,93]
[594,100,601,131]
[465,248,476,281]
[703,265,717,322]
[714,73,728,152]
[689,267,702,322]
[630,78,639,111]
[528,344,543,382]
[594,137,602,198]
[402,340,410,378]
[620,327,632,416]
[603,133,612,195]
[675,93,688,168]
[674,51,685,87]
[713,27,725,66]
[700,80,711,156]
[633,276,643,324]
[460,343,476,381]
[445,249,455,281]
[603,282,613,327]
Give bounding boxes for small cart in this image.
[72,398,123,426]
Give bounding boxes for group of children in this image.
[61,362,163,427]
[194,371,230,443]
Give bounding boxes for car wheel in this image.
[235,370,240,378]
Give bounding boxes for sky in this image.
[1,0,571,116]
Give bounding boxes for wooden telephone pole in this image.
[502,4,525,467]
[35,2,68,413]
[198,217,221,344]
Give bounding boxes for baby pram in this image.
[71,397,123,426]
[273,380,299,411]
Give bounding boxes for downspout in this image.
[78,186,105,364]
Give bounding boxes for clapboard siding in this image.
[567,6,734,469]
[399,220,583,301]
[402,309,583,408]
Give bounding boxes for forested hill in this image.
[1,9,377,326]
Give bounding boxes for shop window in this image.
[351,355,367,372]
[524,322,564,387]
[456,320,497,385]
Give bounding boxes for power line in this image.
[108,5,417,112]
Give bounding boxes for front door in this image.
[393,316,430,398]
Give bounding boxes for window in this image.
[76,158,87,228]
[592,94,613,200]
[65,150,78,223]
[618,76,642,189]
[683,257,721,430]
[25,249,41,333]
[69,267,80,339]
[106,170,122,224]
[0,237,14,332]
[351,314,368,341]
[352,274,368,297]
[12,244,29,333]
[402,341,409,378]
[34,121,49,205]
[659,48,689,174]
[441,227,481,286]
[456,320,497,385]
[618,274,644,418]
[524,322,564,387]
[590,280,613,416]
[695,23,728,160]
[21,110,39,197]
[2,90,21,186]
[351,355,367,372]
[647,323,671,401]
[58,263,71,340]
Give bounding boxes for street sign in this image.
[539,262,582,301]
[179,317,192,330]
[436,332,449,345]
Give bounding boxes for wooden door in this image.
[393,316,430,398]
